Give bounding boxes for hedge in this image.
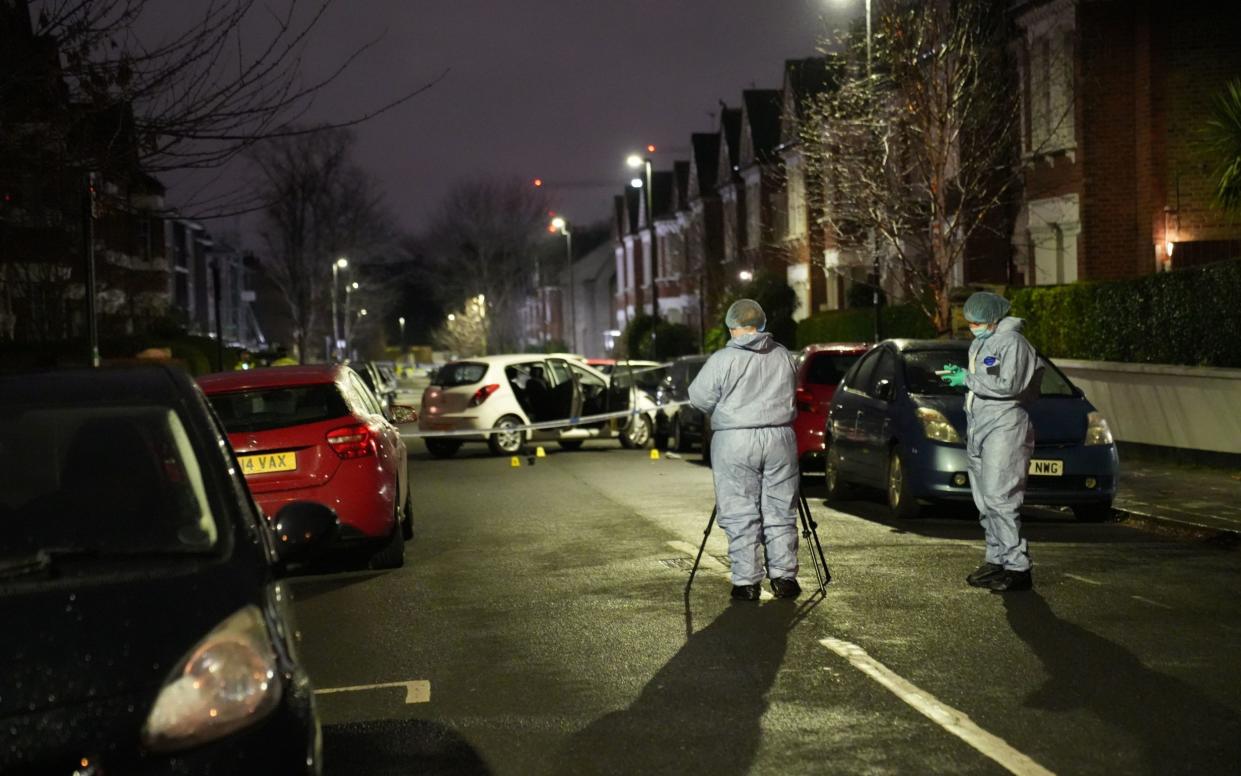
[796,303,936,348]
[1009,259,1241,368]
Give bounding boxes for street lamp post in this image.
[627,147,659,357]
[344,281,359,348]
[331,257,348,358]
[551,217,575,353]
[398,316,406,349]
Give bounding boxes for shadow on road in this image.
[552,600,796,776]
[323,718,492,776]
[1003,592,1241,773]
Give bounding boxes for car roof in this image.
[886,338,970,353]
[197,364,345,392]
[803,342,871,354]
[0,364,188,404]
[443,354,580,367]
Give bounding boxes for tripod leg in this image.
[797,492,832,592]
[685,506,717,594]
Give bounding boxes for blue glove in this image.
[940,363,967,388]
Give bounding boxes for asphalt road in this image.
[289,438,1241,775]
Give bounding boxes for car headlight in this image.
[142,605,283,753]
[916,407,962,444]
[1085,411,1114,446]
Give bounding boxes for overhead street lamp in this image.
[331,257,348,358]
[627,145,659,356]
[739,270,754,282]
[551,216,576,353]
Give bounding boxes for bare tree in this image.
[419,177,551,353]
[800,0,1025,334]
[250,125,394,362]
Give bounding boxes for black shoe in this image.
[988,569,1033,592]
[770,578,801,599]
[966,562,1004,587]
[731,584,762,601]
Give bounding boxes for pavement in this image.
[1112,455,1241,544]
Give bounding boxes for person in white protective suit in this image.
[688,299,801,601]
[941,291,1042,592]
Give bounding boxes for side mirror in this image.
[270,501,339,565]
[875,379,895,402]
[390,404,419,425]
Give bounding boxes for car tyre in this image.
[1072,501,1114,523]
[558,440,584,451]
[824,444,853,502]
[425,439,461,459]
[887,448,921,519]
[369,520,405,570]
[670,416,685,453]
[488,415,525,456]
[619,414,652,449]
[401,486,414,541]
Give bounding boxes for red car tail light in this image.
[468,383,502,408]
[796,387,816,413]
[326,423,374,459]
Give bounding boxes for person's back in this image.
[688,332,796,431]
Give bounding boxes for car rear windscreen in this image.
[433,362,488,387]
[208,384,351,433]
[805,353,862,386]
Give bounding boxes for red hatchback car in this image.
[795,343,869,471]
[198,365,413,569]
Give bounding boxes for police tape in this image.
[401,399,694,439]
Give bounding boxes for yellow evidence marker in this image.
[536,446,546,458]
[510,456,521,468]
[650,448,661,461]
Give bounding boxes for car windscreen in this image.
[805,353,862,386]
[207,384,351,433]
[432,362,488,387]
[611,364,666,391]
[903,349,1076,397]
[0,404,220,558]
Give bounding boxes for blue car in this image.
[825,339,1120,521]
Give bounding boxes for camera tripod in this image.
[685,488,832,596]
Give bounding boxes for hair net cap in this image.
[962,291,1011,324]
[725,299,766,330]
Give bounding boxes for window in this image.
[805,353,862,387]
[845,349,881,394]
[348,373,384,416]
[547,359,572,386]
[1019,3,1075,157]
[1027,195,1080,285]
[433,362,488,387]
[866,349,900,399]
[746,180,762,249]
[786,159,807,239]
[209,385,351,433]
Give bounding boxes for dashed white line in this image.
[820,638,1055,776]
[1131,595,1175,610]
[314,680,431,704]
[1063,573,1103,586]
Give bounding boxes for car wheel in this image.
[619,414,652,449]
[558,440,584,451]
[487,415,525,456]
[368,519,405,570]
[887,448,921,519]
[1072,501,1114,522]
[670,416,685,452]
[401,486,414,541]
[824,444,853,502]
[425,439,461,459]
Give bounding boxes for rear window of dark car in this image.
[432,362,488,387]
[208,384,351,433]
[903,349,1076,397]
[804,353,862,386]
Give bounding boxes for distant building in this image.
[1011,0,1241,283]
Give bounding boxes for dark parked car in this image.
[825,339,1120,520]
[653,354,711,456]
[0,366,333,774]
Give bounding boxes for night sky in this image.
[159,1,847,235]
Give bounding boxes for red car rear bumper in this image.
[252,459,398,539]
[794,409,828,467]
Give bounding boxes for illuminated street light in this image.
[626,154,643,169]
[359,308,368,317]
[351,281,359,290]
[335,257,348,269]
[630,177,643,189]
[447,313,456,322]
[331,257,350,358]
[551,216,566,231]
[739,270,754,282]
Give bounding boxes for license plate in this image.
[1029,459,1063,476]
[238,451,297,475]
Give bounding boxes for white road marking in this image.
[1063,573,1103,586]
[820,638,1055,776]
[314,680,431,704]
[668,540,775,599]
[1131,595,1175,610]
